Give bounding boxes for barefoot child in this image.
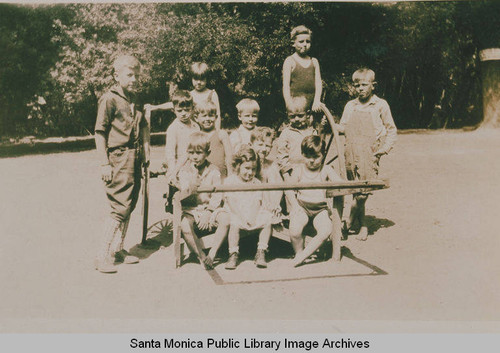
[195,101,232,178]
[94,55,148,273]
[177,132,230,269]
[229,98,260,152]
[224,145,273,269]
[337,68,397,240]
[285,135,342,267]
[283,25,322,112]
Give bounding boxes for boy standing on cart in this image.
[94,55,150,273]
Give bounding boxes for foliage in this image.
[0,2,498,138]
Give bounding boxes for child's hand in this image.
[196,210,212,231]
[101,164,112,183]
[142,145,150,166]
[312,100,322,113]
[144,104,152,120]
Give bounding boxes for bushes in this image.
[0,2,497,138]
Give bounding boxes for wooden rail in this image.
[171,179,389,268]
[194,179,389,193]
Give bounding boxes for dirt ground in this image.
[0,130,499,333]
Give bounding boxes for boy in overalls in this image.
[337,68,397,240]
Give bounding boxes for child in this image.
[276,96,316,177]
[282,25,322,113]
[94,55,149,273]
[224,145,273,269]
[285,135,342,267]
[190,62,222,129]
[195,101,232,178]
[177,132,230,269]
[144,62,221,128]
[337,68,397,240]
[249,127,283,224]
[164,90,199,177]
[229,98,259,152]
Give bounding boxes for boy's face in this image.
[196,111,216,132]
[114,67,139,95]
[304,153,323,171]
[288,109,309,130]
[187,148,208,168]
[238,109,258,130]
[251,138,273,160]
[239,161,257,182]
[174,105,193,124]
[354,78,375,102]
[192,78,207,92]
[293,34,311,56]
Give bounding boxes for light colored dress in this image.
[223,174,272,230]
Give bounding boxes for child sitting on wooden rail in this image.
[285,135,343,267]
[177,132,230,269]
[224,145,273,269]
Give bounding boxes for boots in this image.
[95,218,121,273]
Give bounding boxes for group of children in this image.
[94,25,397,274]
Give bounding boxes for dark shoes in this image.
[114,250,140,264]
[225,252,239,270]
[254,249,268,268]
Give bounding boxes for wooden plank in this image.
[195,179,389,194]
[321,104,347,180]
[172,191,182,268]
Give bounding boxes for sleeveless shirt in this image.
[290,56,316,110]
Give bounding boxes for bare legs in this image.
[290,210,332,267]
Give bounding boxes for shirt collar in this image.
[110,85,131,102]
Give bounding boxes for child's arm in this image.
[164,124,177,173]
[337,101,353,134]
[211,90,222,130]
[95,132,112,183]
[197,169,223,231]
[204,168,223,217]
[262,164,284,214]
[94,95,112,182]
[275,131,292,175]
[284,169,301,212]
[144,102,174,113]
[219,130,233,175]
[140,113,151,166]
[312,58,322,112]
[282,56,294,109]
[324,164,343,183]
[144,102,174,126]
[375,101,397,157]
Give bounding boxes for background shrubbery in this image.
[0,1,499,138]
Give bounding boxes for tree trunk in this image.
[480,48,500,128]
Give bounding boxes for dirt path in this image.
[0,130,499,333]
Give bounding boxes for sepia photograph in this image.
[0,0,499,344]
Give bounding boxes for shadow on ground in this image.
[128,216,173,259]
